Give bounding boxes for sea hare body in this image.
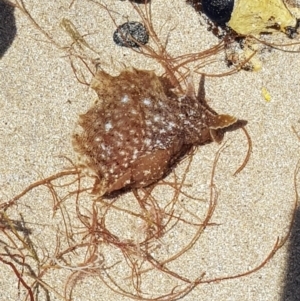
[73,68,238,195]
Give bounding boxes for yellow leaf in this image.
[262,87,271,102]
[228,0,296,35]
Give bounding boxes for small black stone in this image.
[113,21,149,48]
[202,0,234,25]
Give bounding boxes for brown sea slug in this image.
[73,67,240,196]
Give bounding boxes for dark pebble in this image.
[113,21,149,48]
[202,0,234,24]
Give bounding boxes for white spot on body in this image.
[132,149,139,160]
[143,170,151,176]
[144,138,151,146]
[143,98,152,106]
[158,101,164,107]
[155,140,163,147]
[133,138,139,144]
[105,147,111,155]
[121,94,129,103]
[153,115,161,122]
[168,122,176,130]
[105,122,113,132]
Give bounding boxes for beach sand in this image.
[1,0,300,300]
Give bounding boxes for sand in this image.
[0,0,300,300]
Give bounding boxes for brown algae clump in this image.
[73,68,239,196]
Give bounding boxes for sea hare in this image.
[73,68,239,196]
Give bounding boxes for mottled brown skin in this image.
[73,68,238,196]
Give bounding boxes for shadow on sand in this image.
[0,0,17,58]
[282,206,300,301]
